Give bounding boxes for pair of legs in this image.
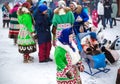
[112,18,117,26]
[38,41,52,62]
[3,20,10,28]
[13,35,18,45]
[105,18,113,28]
[98,15,106,28]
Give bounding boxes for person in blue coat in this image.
[34,4,52,63]
[69,1,89,34]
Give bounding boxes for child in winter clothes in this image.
[17,2,37,63]
[54,28,84,84]
[34,4,52,63]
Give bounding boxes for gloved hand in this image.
[78,65,84,72]
[76,17,83,22]
[31,32,37,40]
[66,71,72,79]
[52,40,56,47]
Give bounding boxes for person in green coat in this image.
[54,28,84,84]
[17,2,36,63]
[52,0,75,46]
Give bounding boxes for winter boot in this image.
[23,54,29,63]
[28,56,34,62]
[23,54,34,63]
[14,37,17,45]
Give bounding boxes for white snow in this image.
[0,7,120,84]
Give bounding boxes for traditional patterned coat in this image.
[9,4,20,39]
[17,7,36,54]
[52,7,75,39]
[54,41,82,84]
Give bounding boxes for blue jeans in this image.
[105,18,112,28]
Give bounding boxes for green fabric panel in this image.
[18,14,34,33]
[54,46,68,71]
[52,11,75,27]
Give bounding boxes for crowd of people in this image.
[1,0,119,84]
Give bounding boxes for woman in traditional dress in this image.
[9,3,21,45]
[54,28,84,84]
[17,2,36,63]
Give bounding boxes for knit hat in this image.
[58,0,66,8]
[58,28,73,45]
[38,4,48,13]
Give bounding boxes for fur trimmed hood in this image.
[75,5,82,14]
[57,40,81,65]
[54,7,71,15]
[17,6,30,15]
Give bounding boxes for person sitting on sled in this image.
[81,35,101,55]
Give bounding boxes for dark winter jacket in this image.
[104,2,112,18]
[34,11,51,45]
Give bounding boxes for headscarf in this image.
[38,4,48,13]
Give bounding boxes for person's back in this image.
[97,1,104,15]
[52,0,75,46]
[104,1,112,19]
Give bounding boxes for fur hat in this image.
[38,4,48,13]
[58,28,73,45]
[58,0,66,8]
[22,2,31,9]
[71,1,77,8]
[14,3,20,8]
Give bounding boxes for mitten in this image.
[66,71,72,79]
[78,65,84,72]
[77,62,84,72]
[31,32,37,40]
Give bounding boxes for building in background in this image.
[117,0,120,16]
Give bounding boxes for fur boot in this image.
[23,54,34,63]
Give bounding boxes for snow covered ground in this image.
[0,8,120,84]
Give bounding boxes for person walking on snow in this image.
[9,3,21,45]
[97,0,106,29]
